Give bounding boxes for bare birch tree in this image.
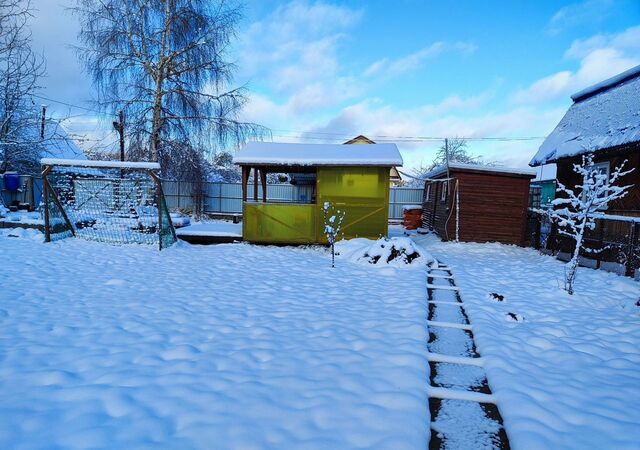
[72,0,266,174]
[0,0,48,174]
[407,138,483,187]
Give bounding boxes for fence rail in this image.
[163,181,423,220]
[3,178,423,221]
[526,209,640,277]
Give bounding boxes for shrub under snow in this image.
[337,237,433,267]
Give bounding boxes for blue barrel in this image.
[4,172,20,192]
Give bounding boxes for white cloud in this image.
[453,41,478,54]
[283,84,561,170]
[547,0,614,35]
[386,42,445,75]
[564,25,640,59]
[239,0,362,112]
[512,25,640,104]
[363,41,476,78]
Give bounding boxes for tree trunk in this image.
[150,86,163,161]
[149,0,173,162]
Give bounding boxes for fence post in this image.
[177,181,181,210]
[219,182,223,213]
[627,222,636,277]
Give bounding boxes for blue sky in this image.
[30,0,640,170]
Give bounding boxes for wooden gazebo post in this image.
[260,168,267,203]
[253,167,259,201]
[241,166,249,202]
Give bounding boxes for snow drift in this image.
[337,237,433,267]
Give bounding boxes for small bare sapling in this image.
[323,202,345,268]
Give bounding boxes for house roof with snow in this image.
[233,142,403,167]
[530,65,640,166]
[42,126,86,161]
[424,162,536,179]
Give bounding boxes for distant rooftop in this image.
[531,64,640,166]
[425,162,536,179]
[233,142,403,167]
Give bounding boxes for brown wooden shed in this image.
[421,163,536,245]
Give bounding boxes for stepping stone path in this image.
[426,261,510,450]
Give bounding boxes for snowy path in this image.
[426,261,509,450]
[415,233,640,450]
[0,232,429,449]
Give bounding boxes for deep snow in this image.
[413,233,640,450]
[0,230,429,449]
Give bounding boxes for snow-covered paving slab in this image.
[0,232,429,449]
[414,234,640,450]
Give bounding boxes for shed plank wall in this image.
[422,170,532,245]
[555,144,640,216]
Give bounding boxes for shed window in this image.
[425,184,431,201]
[440,181,448,202]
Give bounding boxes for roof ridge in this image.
[571,64,640,103]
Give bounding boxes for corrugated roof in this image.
[233,142,403,167]
[530,65,640,166]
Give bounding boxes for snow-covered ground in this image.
[0,208,42,226]
[413,233,640,450]
[175,220,242,238]
[0,230,428,449]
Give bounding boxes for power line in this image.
[30,93,114,118]
[31,94,547,143]
[271,132,545,143]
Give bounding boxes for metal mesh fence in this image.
[43,164,176,249]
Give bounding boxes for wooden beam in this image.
[253,167,258,201]
[47,177,76,238]
[260,169,267,203]
[241,166,249,202]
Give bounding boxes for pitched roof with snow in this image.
[425,162,536,179]
[530,65,640,166]
[233,142,403,167]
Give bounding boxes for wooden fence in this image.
[526,209,640,277]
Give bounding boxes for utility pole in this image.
[40,105,47,139]
[112,110,125,161]
[444,137,450,179]
[118,110,125,162]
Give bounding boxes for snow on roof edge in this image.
[571,64,640,102]
[425,162,536,179]
[233,142,403,167]
[41,158,160,170]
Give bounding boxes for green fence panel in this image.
[243,203,316,244]
[317,167,389,241]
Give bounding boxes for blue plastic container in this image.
[4,172,20,192]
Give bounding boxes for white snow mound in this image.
[337,237,433,267]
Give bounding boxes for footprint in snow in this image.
[505,312,525,322]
